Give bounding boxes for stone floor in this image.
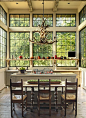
[0,87,86,118]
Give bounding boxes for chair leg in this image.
[26,98,27,110]
[73,102,74,110]
[11,102,13,117]
[22,101,24,117]
[38,100,40,116]
[49,100,51,116]
[65,101,66,116]
[75,101,77,116]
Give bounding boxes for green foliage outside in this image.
[10,32,30,67]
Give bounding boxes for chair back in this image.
[65,78,78,100]
[38,79,51,100]
[10,79,23,101]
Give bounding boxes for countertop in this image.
[11,72,77,77]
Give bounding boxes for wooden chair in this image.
[61,78,78,116]
[10,79,27,117]
[37,79,51,116]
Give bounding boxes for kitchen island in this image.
[10,72,77,84]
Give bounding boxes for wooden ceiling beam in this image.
[53,0,59,12]
[27,0,33,12]
[0,0,26,1]
[0,0,85,1]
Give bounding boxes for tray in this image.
[27,81,61,84]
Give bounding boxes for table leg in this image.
[54,87,58,111]
[31,87,34,112]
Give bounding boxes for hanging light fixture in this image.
[29,0,57,44]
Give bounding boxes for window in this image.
[33,14,53,27]
[79,5,86,24]
[10,32,30,67]
[33,32,53,66]
[0,5,7,25]
[56,14,76,27]
[56,32,76,66]
[79,27,86,67]
[0,27,7,68]
[9,14,30,27]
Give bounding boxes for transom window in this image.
[56,32,76,66]
[79,27,86,68]
[56,14,76,27]
[79,5,86,24]
[33,14,53,27]
[0,27,7,68]
[10,32,30,67]
[33,32,53,66]
[0,5,7,25]
[9,14,30,27]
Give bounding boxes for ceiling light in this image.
[29,0,57,44]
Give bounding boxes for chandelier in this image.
[29,0,57,44]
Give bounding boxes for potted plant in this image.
[19,67,26,73]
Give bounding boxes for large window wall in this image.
[9,13,77,67]
[56,32,76,66]
[0,27,7,68]
[79,27,86,68]
[10,32,30,67]
[0,5,7,25]
[79,5,86,24]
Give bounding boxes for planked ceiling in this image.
[1,0,86,11]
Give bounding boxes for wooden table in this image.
[23,81,65,111]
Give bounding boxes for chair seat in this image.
[37,94,51,100]
[61,94,76,100]
[12,95,27,100]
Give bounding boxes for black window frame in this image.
[0,26,7,68]
[56,14,76,27]
[79,5,86,25]
[9,14,30,27]
[0,5,7,25]
[32,14,53,27]
[9,32,30,67]
[56,31,76,67]
[79,26,86,68]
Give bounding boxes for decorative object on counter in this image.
[51,57,54,59]
[12,55,13,59]
[64,57,66,59]
[33,68,53,74]
[30,57,34,59]
[57,57,61,59]
[27,79,61,84]
[61,56,63,59]
[38,56,41,59]
[55,55,57,59]
[47,56,50,59]
[19,56,23,59]
[19,67,26,73]
[42,57,45,59]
